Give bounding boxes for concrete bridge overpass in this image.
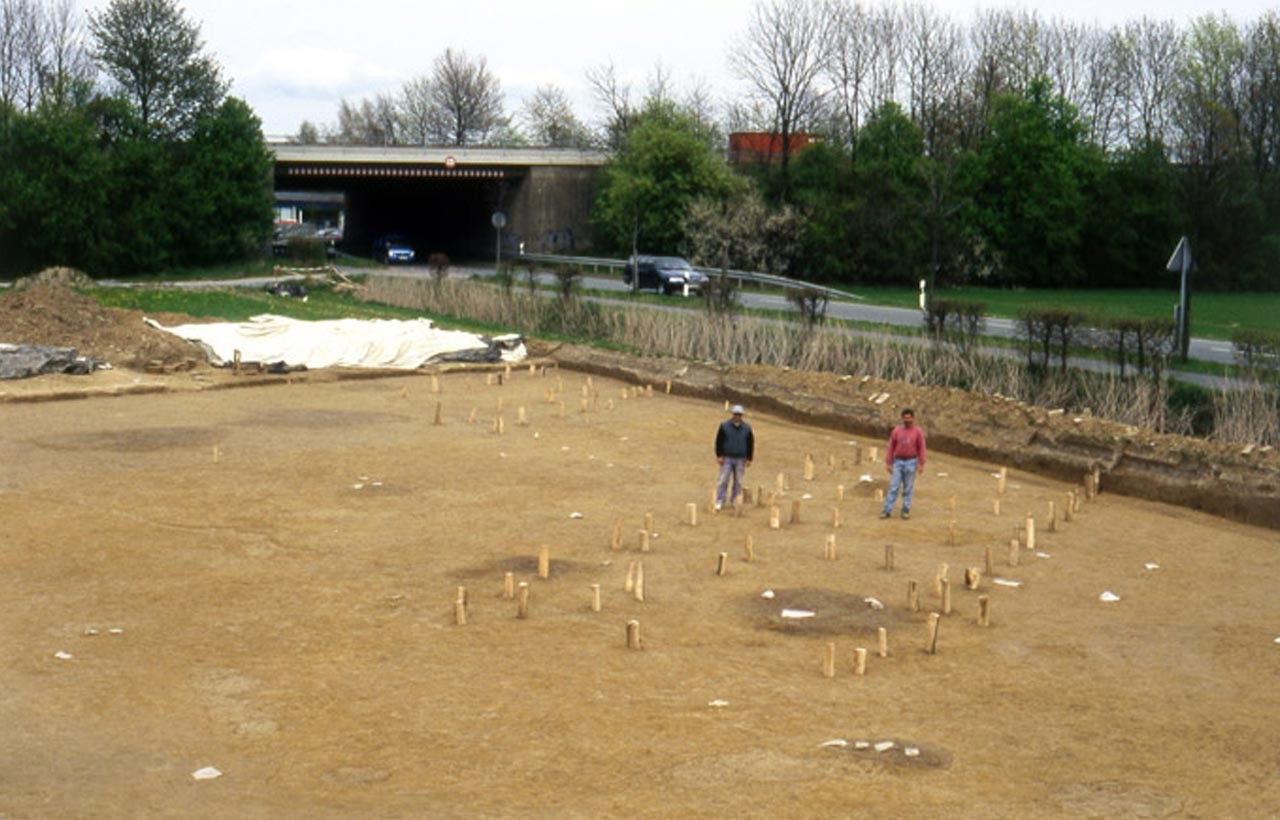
[270,145,609,259]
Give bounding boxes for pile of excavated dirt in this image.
[0,284,205,372]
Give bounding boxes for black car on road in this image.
[622,256,708,295]
[373,235,416,264]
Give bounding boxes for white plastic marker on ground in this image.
[1145,563,1161,571]
[569,512,584,519]
[992,578,1022,588]
[781,609,816,619]
[874,741,896,752]
[904,747,921,758]
[53,651,73,660]
[820,739,849,748]
[708,700,730,708]
[145,315,526,369]
[864,597,885,611]
[760,590,776,599]
[191,767,222,781]
[1100,591,1121,602]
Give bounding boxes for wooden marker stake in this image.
[664,380,671,394]
[831,507,841,529]
[884,544,895,571]
[516,583,530,619]
[977,595,991,627]
[611,518,623,551]
[537,546,550,579]
[545,388,555,404]
[837,484,846,502]
[591,584,602,612]
[755,485,764,508]
[644,512,654,534]
[984,546,994,576]
[804,454,815,481]
[875,489,885,503]
[1047,501,1057,532]
[776,473,786,494]
[633,562,645,602]
[433,401,442,426]
[1025,514,1036,552]
[686,503,698,526]
[948,519,957,546]
[925,613,941,654]
[790,499,802,525]
[468,407,478,424]
[1064,492,1075,522]
[877,627,888,658]
[823,642,836,678]
[1008,538,1019,567]
[431,374,440,394]
[965,567,981,590]
[716,552,728,576]
[626,620,642,650]
[638,529,650,552]
[708,487,717,514]
[934,563,949,597]
[824,533,837,561]
[769,506,781,529]
[558,401,566,418]
[624,562,636,592]
[517,406,528,426]
[454,599,467,626]
[869,446,879,463]
[993,498,1001,516]
[854,647,868,676]
[997,467,1008,495]
[941,579,952,615]
[907,580,919,611]
[503,572,515,600]
[744,535,755,563]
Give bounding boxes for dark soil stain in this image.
[241,409,409,428]
[31,426,221,452]
[745,587,913,636]
[455,555,585,580]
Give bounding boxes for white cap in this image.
[730,404,745,415]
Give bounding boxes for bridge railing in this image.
[514,252,864,302]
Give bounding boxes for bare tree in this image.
[901,1,965,154]
[730,0,834,198]
[426,47,503,146]
[1116,17,1181,147]
[1241,10,1280,180]
[825,0,876,152]
[585,60,635,150]
[333,94,398,145]
[39,0,95,108]
[521,83,593,148]
[396,75,433,145]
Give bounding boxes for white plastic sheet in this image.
[145,314,525,370]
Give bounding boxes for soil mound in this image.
[14,267,95,291]
[0,284,204,371]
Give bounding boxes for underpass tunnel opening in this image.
[275,168,522,262]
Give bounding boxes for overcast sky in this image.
[81,0,1280,138]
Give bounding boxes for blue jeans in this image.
[716,458,747,505]
[883,457,918,515]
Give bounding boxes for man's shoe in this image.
[901,511,911,520]
[879,511,891,519]
[714,501,723,511]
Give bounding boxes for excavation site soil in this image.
[2,286,1279,818]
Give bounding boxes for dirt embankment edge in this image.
[550,345,1280,531]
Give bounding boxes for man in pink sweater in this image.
[880,408,926,520]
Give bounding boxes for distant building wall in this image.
[728,132,821,164]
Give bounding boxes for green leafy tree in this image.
[958,78,1103,287]
[847,102,929,285]
[89,0,228,139]
[591,101,739,254]
[788,141,855,281]
[172,97,273,266]
[0,106,109,274]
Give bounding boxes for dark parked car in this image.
[373,235,416,264]
[622,255,708,295]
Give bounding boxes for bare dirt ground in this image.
[2,362,1280,819]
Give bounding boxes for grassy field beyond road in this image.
[847,286,1278,341]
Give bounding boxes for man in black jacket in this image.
[714,405,754,510]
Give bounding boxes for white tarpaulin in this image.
[145,314,526,370]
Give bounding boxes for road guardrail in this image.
[514,252,864,302]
